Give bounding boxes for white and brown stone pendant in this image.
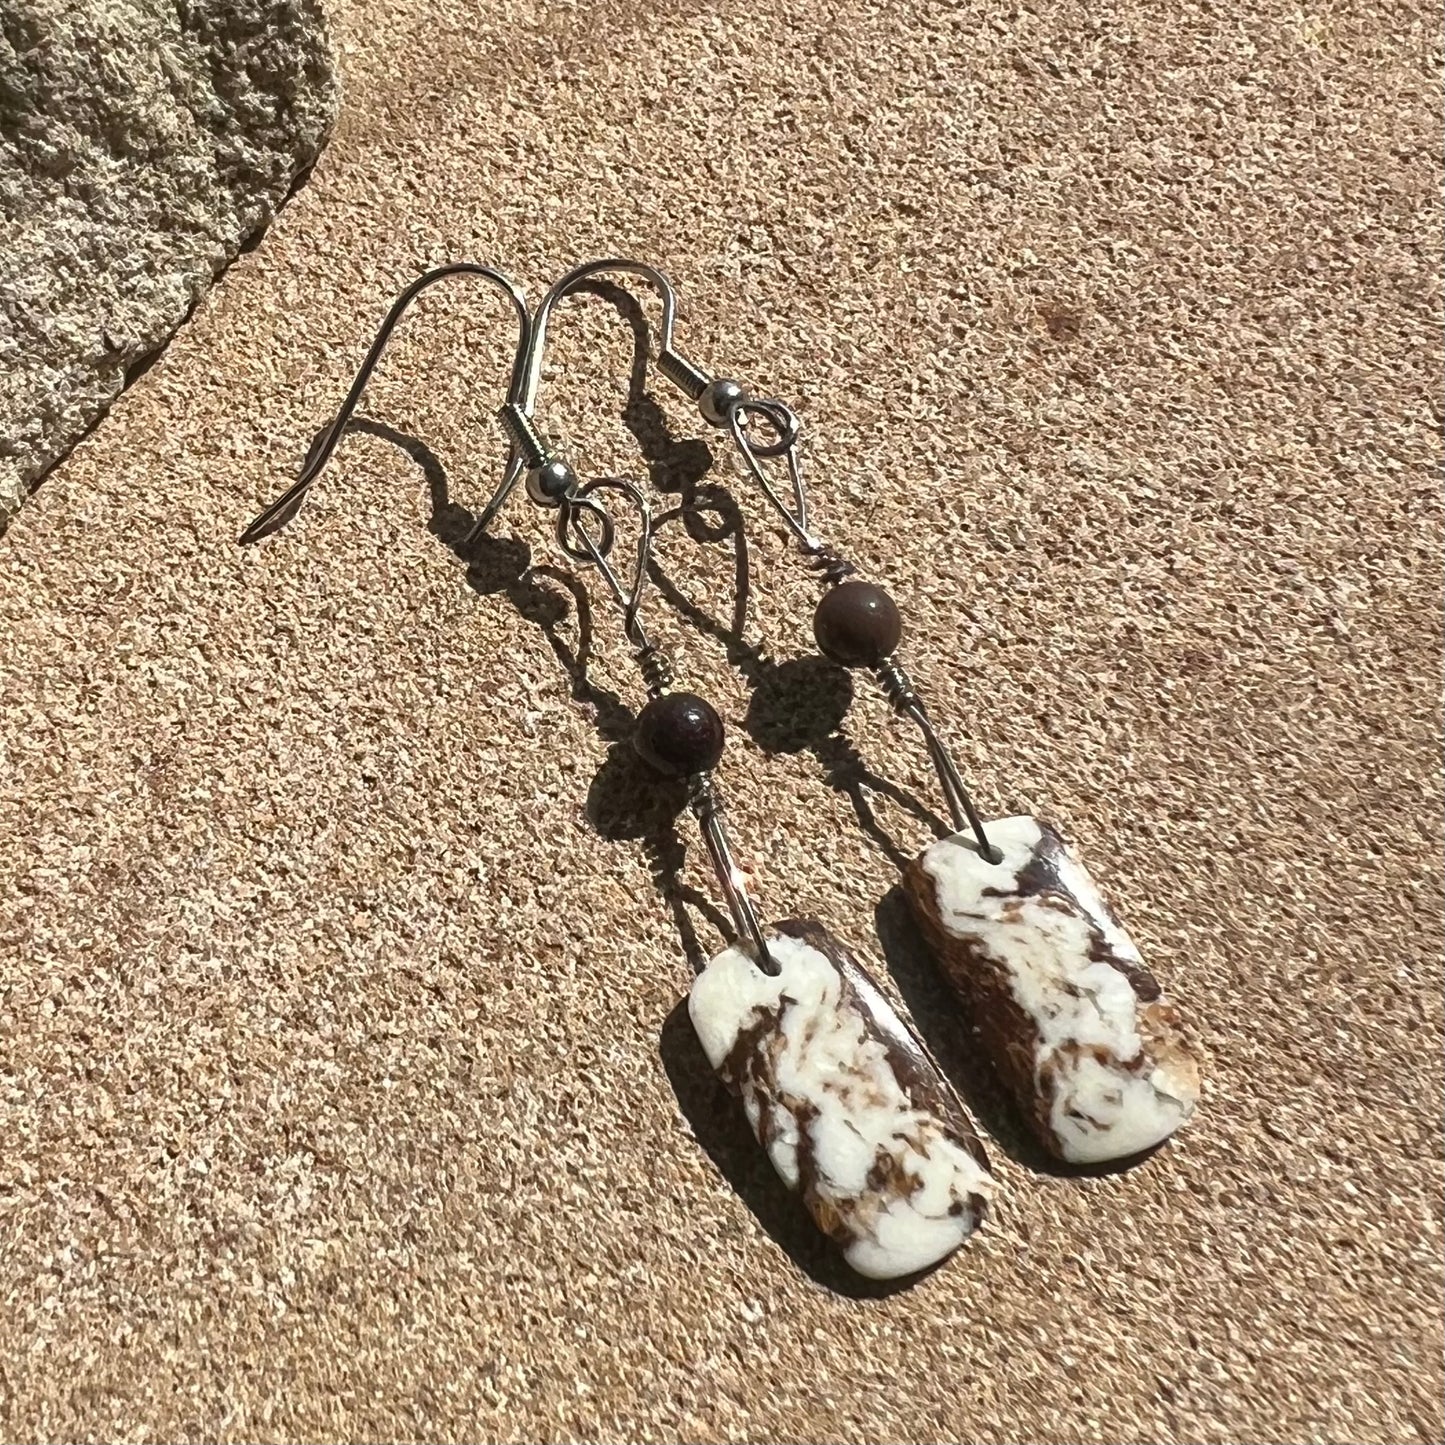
[688,919,994,1279]
[904,817,1202,1165]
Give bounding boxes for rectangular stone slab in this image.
[904,816,1201,1165]
[688,918,992,1279]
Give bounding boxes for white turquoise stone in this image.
[689,919,993,1279]
[907,816,1201,1165]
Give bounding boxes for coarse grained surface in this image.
[0,0,1440,1440]
[0,0,337,518]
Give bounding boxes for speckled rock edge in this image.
[0,0,339,521]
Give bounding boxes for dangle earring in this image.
[244,260,994,1281]
[603,261,1203,1168]
[473,261,995,1280]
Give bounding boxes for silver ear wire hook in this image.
[472,257,709,538]
[482,259,778,973]
[585,262,1000,863]
[240,263,530,544]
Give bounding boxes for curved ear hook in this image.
[240,263,530,545]
[517,257,706,414]
[489,258,819,560]
[472,257,717,537]
[477,262,775,969]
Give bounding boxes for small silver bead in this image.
[525,458,575,506]
[699,377,746,428]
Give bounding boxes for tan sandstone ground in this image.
[1,0,1441,1440]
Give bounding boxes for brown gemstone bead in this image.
[634,691,726,776]
[813,581,903,667]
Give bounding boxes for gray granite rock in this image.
[0,0,338,521]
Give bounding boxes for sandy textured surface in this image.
[1,0,1440,1439]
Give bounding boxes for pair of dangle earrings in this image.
[245,259,1203,1282]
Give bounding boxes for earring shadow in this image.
[240,414,511,554]
[244,412,722,962]
[644,500,952,871]
[585,739,731,973]
[566,278,717,513]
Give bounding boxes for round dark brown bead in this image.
[813,581,903,667]
[633,691,726,777]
